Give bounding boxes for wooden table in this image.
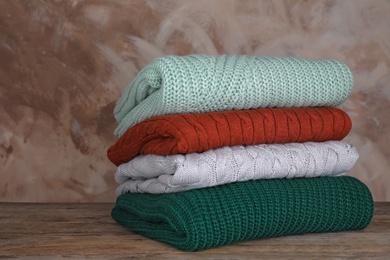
[1,203,389,259]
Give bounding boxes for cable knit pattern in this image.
[114,55,353,136]
[115,141,358,194]
[112,176,374,251]
[108,107,351,166]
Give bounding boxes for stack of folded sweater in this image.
[107,55,374,251]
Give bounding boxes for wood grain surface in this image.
[1,203,389,259]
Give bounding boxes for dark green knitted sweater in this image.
[112,176,373,251]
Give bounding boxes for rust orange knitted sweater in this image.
[107,107,351,166]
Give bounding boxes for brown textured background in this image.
[0,0,389,202]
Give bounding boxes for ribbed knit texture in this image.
[114,55,353,137]
[112,176,374,251]
[115,141,358,194]
[108,107,351,166]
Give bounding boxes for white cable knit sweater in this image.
[115,141,359,195]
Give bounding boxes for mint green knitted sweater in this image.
[114,55,353,137]
[112,176,373,251]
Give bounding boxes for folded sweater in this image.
[112,176,373,251]
[114,55,353,136]
[115,141,358,194]
[108,107,351,166]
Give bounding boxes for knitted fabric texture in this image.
[115,141,358,194]
[112,176,374,251]
[114,55,353,136]
[108,107,351,166]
